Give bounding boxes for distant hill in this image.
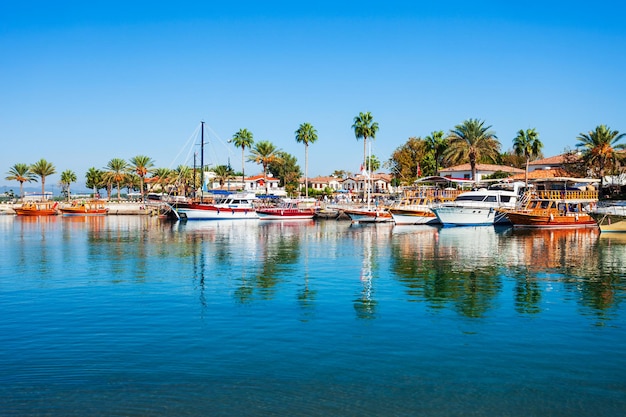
[1,184,92,197]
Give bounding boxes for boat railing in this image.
[533,190,598,201]
[401,188,465,201]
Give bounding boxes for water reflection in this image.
[3,216,625,320]
[390,226,503,317]
[390,225,625,319]
[349,224,392,319]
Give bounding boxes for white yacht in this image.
[431,182,525,226]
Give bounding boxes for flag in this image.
[360,164,369,178]
[417,162,422,177]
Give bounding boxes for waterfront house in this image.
[439,163,524,182]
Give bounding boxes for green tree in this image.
[248,141,282,195]
[103,158,129,200]
[295,122,318,198]
[424,130,447,175]
[85,167,104,198]
[268,151,301,196]
[129,155,155,201]
[576,125,626,188]
[444,119,500,181]
[5,163,36,199]
[231,128,254,190]
[513,128,543,185]
[59,169,77,201]
[352,112,379,174]
[388,137,428,185]
[30,158,56,199]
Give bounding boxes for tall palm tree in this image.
[30,159,56,200]
[425,130,447,176]
[231,129,254,190]
[295,122,318,198]
[352,112,379,174]
[248,141,282,195]
[59,169,77,201]
[577,124,626,188]
[103,158,129,200]
[129,155,155,201]
[443,119,500,181]
[85,167,104,198]
[5,163,37,200]
[513,128,543,186]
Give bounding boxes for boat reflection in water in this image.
[389,224,623,318]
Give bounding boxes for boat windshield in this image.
[455,195,487,202]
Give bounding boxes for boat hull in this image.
[344,209,393,223]
[590,212,626,232]
[505,211,598,229]
[389,209,439,225]
[60,210,108,216]
[256,208,315,220]
[431,206,509,226]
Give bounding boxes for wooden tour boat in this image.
[14,201,59,216]
[59,200,109,216]
[501,179,599,229]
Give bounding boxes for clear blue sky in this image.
[2,1,625,192]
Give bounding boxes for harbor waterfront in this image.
[1,216,625,416]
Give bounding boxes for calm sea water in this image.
[1,215,625,416]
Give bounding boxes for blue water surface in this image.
[0,216,625,416]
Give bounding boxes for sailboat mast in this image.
[200,121,204,201]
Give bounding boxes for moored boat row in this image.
[8,182,625,233]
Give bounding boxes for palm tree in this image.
[295,122,318,198]
[577,125,626,188]
[30,159,56,200]
[85,167,104,198]
[443,119,500,181]
[513,128,543,186]
[231,129,254,190]
[172,165,193,196]
[59,169,77,201]
[365,155,381,172]
[129,155,155,201]
[352,112,379,174]
[103,158,129,200]
[212,165,234,188]
[425,130,447,175]
[5,163,37,200]
[248,141,282,195]
[152,167,174,195]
